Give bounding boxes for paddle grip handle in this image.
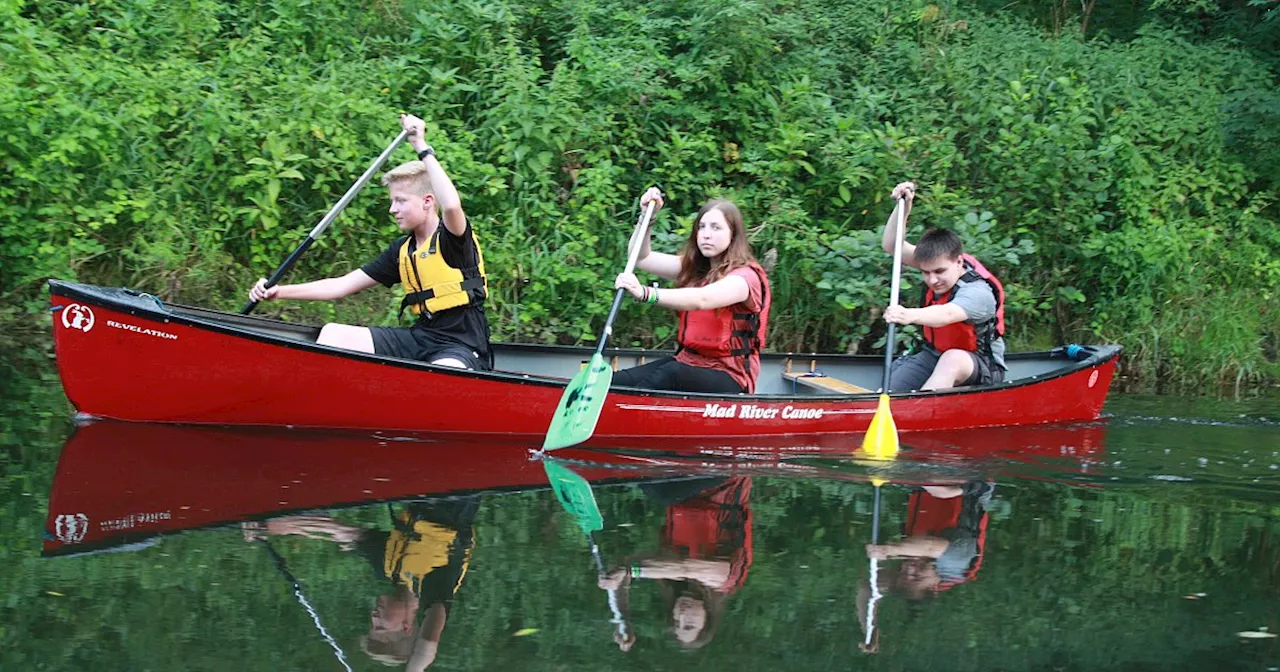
[240,129,409,316]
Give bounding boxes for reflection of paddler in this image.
[659,476,753,594]
[857,481,994,652]
[241,498,479,670]
[902,481,992,590]
[356,498,478,670]
[377,505,474,597]
[599,476,753,650]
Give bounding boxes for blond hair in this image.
[381,160,435,198]
[359,633,413,666]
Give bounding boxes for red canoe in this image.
[43,420,1109,556]
[49,280,1120,438]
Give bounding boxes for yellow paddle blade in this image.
[859,394,899,460]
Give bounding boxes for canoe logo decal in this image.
[703,403,827,420]
[61,304,95,333]
[54,513,89,544]
[1088,370,1099,388]
[106,320,178,340]
[616,403,853,419]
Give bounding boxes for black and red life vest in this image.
[905,482,993,590]
[676,263,770,371]
[922,254,1005,357]
[664,476,753,593]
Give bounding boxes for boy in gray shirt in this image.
[879,182,1007,392]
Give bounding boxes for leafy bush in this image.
[1,0,1277,391]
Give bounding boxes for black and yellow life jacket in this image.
[383,516,472,596]
[397,228,488,318]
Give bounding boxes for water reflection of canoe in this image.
[578,422,1109,483]
[49,280,1120,437]
[40,422,668,557]
[42,420,1108,557]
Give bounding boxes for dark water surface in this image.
[2,349,1278,671]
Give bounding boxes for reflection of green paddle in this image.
[543,201,659,451]
[542,459,631,644]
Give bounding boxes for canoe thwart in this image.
[783,357,872,394]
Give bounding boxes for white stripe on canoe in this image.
[614,404,876,414]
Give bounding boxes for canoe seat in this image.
[782,358,871,394]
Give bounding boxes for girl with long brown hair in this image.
[612,187,771,393]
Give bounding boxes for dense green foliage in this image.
[3,0,1278,391]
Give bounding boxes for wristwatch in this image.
[417,146,435,161]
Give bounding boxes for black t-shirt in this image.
[361,222,491,358]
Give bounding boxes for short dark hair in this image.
[914,228,963,263]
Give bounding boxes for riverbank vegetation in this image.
[3,0,1277,392]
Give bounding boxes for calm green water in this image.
[2,347,1279,671]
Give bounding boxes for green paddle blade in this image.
[543,353,614,451]
[543,459,604,537]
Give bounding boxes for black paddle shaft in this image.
[880,323,897,394]
[593,289,628,357]
[259,540,353,672]
[871,484,882,544]
[241,238,316,314]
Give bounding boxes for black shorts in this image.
[889,347,1004,393]
[369,326,489,370]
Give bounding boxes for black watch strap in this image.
[417,146,435,161]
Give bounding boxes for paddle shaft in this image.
[588,532,631,641]
[871,483,882,543]
[880,198,907,392]
[260,540,353,672]
[592,201,659,357]
[864,483,884,648]
[241,129,410,315]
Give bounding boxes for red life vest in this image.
[676,262,770,368]
[664,477,753,593]
[905,483,992,590]
[922,254,1005,357]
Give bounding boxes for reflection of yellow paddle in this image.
[862,480,884,652]
[860,198,906,461]
[859,198,904,652]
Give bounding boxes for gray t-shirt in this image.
[936,536,979,583]
[949,278,1006,370]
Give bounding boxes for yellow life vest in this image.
[397,227,488,318]
[383,518,472,596]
